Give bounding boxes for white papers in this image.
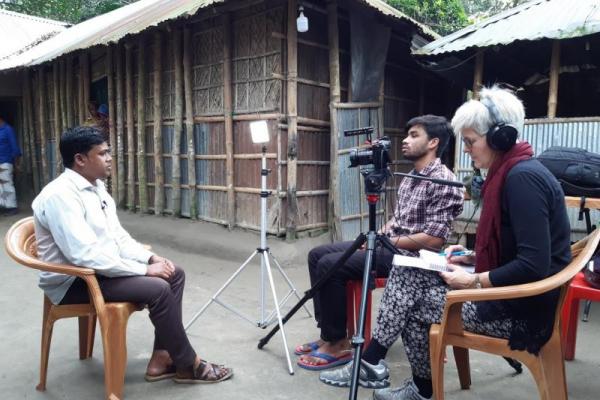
[393,250,475,273]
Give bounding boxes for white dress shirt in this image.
[33,168,153,304]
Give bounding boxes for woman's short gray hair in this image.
[451,85,525,137]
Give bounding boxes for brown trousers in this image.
[60,265,197,368]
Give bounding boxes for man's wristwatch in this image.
[473,274,482,289]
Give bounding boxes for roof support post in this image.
[172,27,183,217]
[137,35,148,213]
[115,44,126,208]
[547,40,561,118]
[472,50,484,99]
[286,0,299,241]
[183,27,197,219]
[125,43,136,211]
[107,45,118,200]
[152,31,164,215]
[223,13,235,229]
[327,0,342,241]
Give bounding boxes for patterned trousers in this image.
[372,266,513,379]
[0,163,16,208]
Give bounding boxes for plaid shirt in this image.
[388,158,464,242]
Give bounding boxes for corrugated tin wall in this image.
[454,118,600,238]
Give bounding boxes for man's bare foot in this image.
[145,350,176,382]
[173,356,233,384]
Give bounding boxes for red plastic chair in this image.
[561,271,600,360]
[346,278,387,345]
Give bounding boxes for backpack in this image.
[583,250,600,289]
[537,147,600,197]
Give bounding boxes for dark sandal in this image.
[173,360,233,384]
[144,364,176,382]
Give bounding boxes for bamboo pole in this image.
[82,52,90,118]
[153,31,164,215]
[286,0,299,241]
[472,50,484,99]
[223,13,235,229]
[172,27,183,217]
[125,44,135,210]
[547,40,561,118]
[60,59,67,131]
[116,44,126,208]
[38,68,49,185]
[378,74,385,136]
[327,0,342,241]
[78,54,85,123]
[183,27,197,218]
[107,45,118,200]
[23,70,40,192]
[20,71,32,179]
[52,61,61,177]
[137,35,148,213]
[65,57,74,128]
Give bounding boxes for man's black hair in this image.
[60,126,106,168]
[406,115,453,157]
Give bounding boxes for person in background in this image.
[0,115,22,215]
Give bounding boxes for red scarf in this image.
[475,142,534,273]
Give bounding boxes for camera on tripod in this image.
[344,127,392,195]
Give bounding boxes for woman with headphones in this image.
[320,86,572,400]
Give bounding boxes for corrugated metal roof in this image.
[0,0,437,72]
[0,0,223,71]
[0,9,68,61]
[414,0,600,56]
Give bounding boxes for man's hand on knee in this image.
[147,259,175,280]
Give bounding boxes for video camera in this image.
[344,127,392,195]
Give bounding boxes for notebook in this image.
[392,250,475,273]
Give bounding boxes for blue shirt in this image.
[0,122,22,164]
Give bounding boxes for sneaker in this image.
[319,359,390,388]
[373,380,428,400]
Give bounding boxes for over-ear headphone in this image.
[480,97,518,152]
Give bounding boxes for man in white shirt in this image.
[33,126,232,384]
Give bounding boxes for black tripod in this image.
[258,162,397,399]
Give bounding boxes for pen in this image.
[439,250,474,257]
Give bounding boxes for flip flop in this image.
[297,351,352,371]
[294,341,321,355]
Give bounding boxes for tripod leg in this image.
[269,252,312,317]
[349,230,377,400]
[263,253,295,374]
[185,250,259,331]
[258,233,367,349]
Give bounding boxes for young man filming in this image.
[296,115,464,371]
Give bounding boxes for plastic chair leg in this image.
[100,305,134,400]
[79,315,97,359]
[453,346,471,389]
[562,293,580,361]
[429,338,446,400]
[37,297,53,392]
[539,335,567,400]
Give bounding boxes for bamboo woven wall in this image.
[18,0,457,238]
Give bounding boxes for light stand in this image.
[184,123,310,375]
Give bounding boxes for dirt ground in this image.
[1,209,599,400]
